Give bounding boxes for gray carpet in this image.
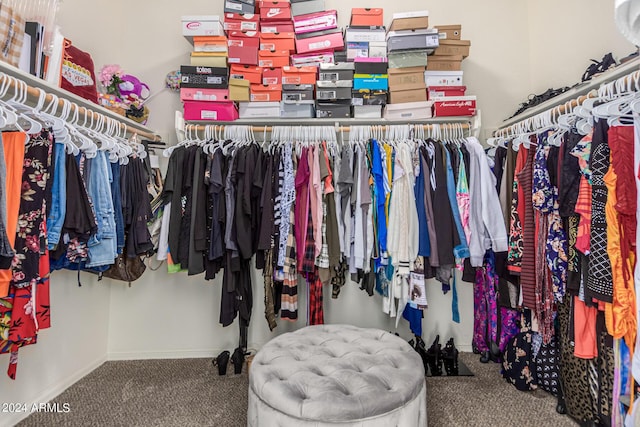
[18,353,577,427]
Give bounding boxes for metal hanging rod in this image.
[184,122,471,134]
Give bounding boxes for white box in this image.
[369,42,388,58]
[345,27,387,43]
[353,105,382,119]
[182,16,224,38]
[391,10,429,20]
[239,101,280,118]
[383,101,433,120]
[280,100,315,118]
[424,70,464,87]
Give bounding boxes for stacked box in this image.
[224,0,256,14]
[345,26,387,62]
[352,60,387,118]
[429,24,470,71]
[293,10,342,59]
[388,66,426,104]
[316,62,353,118]
[281,65,317,117]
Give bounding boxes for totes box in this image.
[431,96,477,117]
[180,66,229,89]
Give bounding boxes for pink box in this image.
[260,20,294,33]
[291,51,334,66]
[259,1,291,21]
[227,30,260,65]
[180,88,230,102]
[293,11,338,34]
[428,86,467,100]
[354,57,387,63]
[262,67,283,85]
[431,96,477,117]
[183,101,239,121]
[223,13,259,32]
[295,30,344,54]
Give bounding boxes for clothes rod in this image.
[185,123,471,133]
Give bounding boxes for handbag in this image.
[502,329,538,391]
[101,248,146,285]
[59,38,98,103]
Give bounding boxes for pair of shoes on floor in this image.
[479,341,502,364]
[212,347,247,376]
[410,335,459,376]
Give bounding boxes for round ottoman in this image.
[247,324,427,427]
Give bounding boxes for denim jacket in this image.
[86,151,117,267]
[47,142,67,250]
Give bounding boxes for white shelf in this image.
[186,116,474,126]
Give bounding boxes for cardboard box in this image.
[239,101,280,118]
[180,88,230,102]
[383,101,433,120]
[230,64,263,84]
[354,61,388,75]
[262,67,283,85]
[427,85,466,99]
[319,62,354,81]
[436,25,462,40]
[193,36,228,53]
[282,84,315,101]
[183,101,238,121]
[387,29,439,52]
[180,66,229,89]
[260,21,295,33]
[291,0,326,17]
[424,70,464,87]
[345,26,387,43]
[281,66,317,85]
[250,83,283,101]
[388,66,426,89]
[315,100,352,118]
[293,11,338,34]
[350,8,384,27]
[353,104,382,118]
[389,11,429,31]
[229,78,251,101]
[259,1,292,21]
[389,88,427,104]
[426,55,463,71]
[291,51,335,66]
[433,40,470,58]
[224,0,255,14]
[182,16,224,38]
[260,32,295,52]
[431,95,476,116]
[258,49,290,68]
[295,29,344,54]
[190,53,228,67]
[280,100,315,118]
[317,80,352,100]
[388,50,429,68]
[354,74,389,90]
[227,31,259,65]
[223,13,259,32]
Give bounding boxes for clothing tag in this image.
[409,271,427,309]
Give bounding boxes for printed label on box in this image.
[228,58,240,63]
[400,112,413,118]
[230,73,243,79]
[201,110,218,120]
[242,22,258,31]
[317,90,337,99]
[259,60,274,67]
[260,43,276,50]
[228,40,244,47]
[251,93,270,101]
[352,98,364,106]
[282,76,301,84]
[319,72,338,81]
[261,26,277,33]
[263,77,278,85]
[226,1,242,10]
[309,40,332,50]
[283,93,302,101]
[207,76,223,84]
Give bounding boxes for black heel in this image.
[231,347,245,375]
[413,336,430,376]
[441,338,459,376]
[426,335,443,376]
[212,350,230,376]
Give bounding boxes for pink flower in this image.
[25,235,39,252]
[99,64,124,87]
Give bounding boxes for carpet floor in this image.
[18,353,576,427]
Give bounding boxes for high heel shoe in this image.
[426,335,443,376]
[230,347,246,375]
[212,350,230,376]
[441,338,459,376]
[413,336,430,376]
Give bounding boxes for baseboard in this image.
[107,349,223,361]
[1,355,107,427]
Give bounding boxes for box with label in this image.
[260,32,296,52]
[388,66,426,89]
[293,11,338,34]
[260,20,295,33]
[239,101,280,118]
[389,11,429,31]
[291,51,335,66]
[258,49,290,68]
[383,100,433,120]
[350,8,384,27]
[345,26,386,43]
[193,36,229,54]
[351,89,387,105]
[180,66,229,89]
[353,104,382,118]
[319,63,355,81]
[281,66,317,85]
[424,70,464,87]
[183,101,238,121]
[229,78,251,101]
[224,0,255,14]
[354,61,388,75]
[354,74,389,90]
[389,88,427,104]
[295,29,344,54]
[283,84,315,101]
[180,88,230,102]
[387,29,439,52]
[250,84,283,101]
[280,100,315,118]
[182,16,225,39]
[230,64,263,84]
[291,0,326,17]
[433,40,470,58]
[427,85,466,99]
[347,42,368,61]
[316,80,352,100]
[431,95,476,116]
[259,1,292,21]
[426,55,463,71]
[190,53,228,67]
[316,100,352,118]
[262,67,282,85]
[223,13,259,32]
[227,31,259,65]
[436,25,462,40]
[369,42,388,59]
[387,50,429,69]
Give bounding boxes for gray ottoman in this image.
[248,324,427,426]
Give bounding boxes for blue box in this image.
[353,74,389,90]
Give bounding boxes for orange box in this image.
[260,32,295,52]
[230,64,263,84]
[262,67,283,85]
[259,1,291,21]
[250,83,283,102]
[193,36,228,53]
[258,50,290,68]
[350,8,384,27]
[281,66,317,85]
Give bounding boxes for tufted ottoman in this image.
[247,324,427,427]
